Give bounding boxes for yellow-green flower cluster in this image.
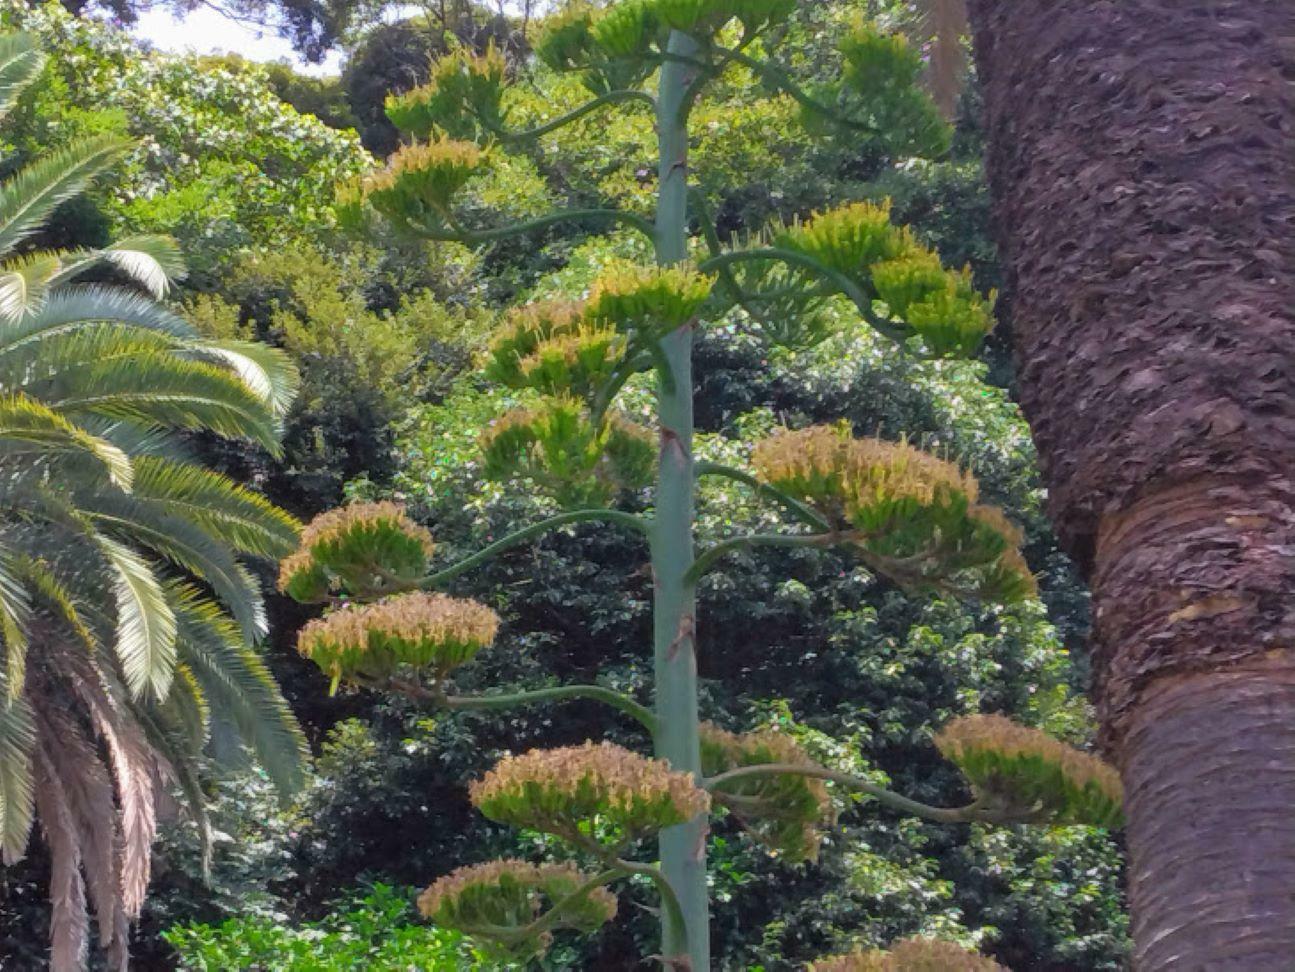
[297,591,499,693]
[586,259,715,338]
[777,201,993,356]
[385,44,507,140]
[590,0,658,59]
[480,398,655,508]
[655,0,794,34]
[470,741,711,844]
[811,937,1008,972]
[935,714,1124,828]
[417,859,617,962]
[484,300,591,388]
[776,201,914,278]
[278,502,435,602]
[362,138,487,223]
[700,723,834,863]
[751,426,1035,602]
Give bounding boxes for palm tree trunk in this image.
[965,1,1295,966]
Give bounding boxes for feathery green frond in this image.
[46,235,187,298]
[170,584,306,795]
[0,393,132,489]
[0,33,45,121]
[0,675,35,862]
[93,536,177,700]
[0,135,132,257]
[0,284,194,359]
[187,339,300,420]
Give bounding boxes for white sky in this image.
[132,6,346,75]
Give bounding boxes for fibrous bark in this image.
[966,1,1295,966]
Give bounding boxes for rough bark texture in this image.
[965,0,1295,741]
[966,1,1295,966]
[1123,660,1295,967]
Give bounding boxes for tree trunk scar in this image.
[667,613,695,661]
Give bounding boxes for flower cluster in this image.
[586,259,715,338]
[361,138,487,223]
[701,723,834,863]
[470,741,711,844]
[935,714,1124,827]
[484,300,592,388]
[751,425,1035,602]
[480,398,656,508]
[777,200,994,356]
[278,502,435,602]
[417,859,617,962]
[297,592,499,693]
[811,937,1007,971]
[385,44,507,141]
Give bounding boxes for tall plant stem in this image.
[651,27,708,972]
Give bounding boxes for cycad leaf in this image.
[94,536,176,700]
[0,33,45,121]
[0,135,132,258]
[0,284,194,362]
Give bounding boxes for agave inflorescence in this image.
[484,299,594,388]
[935,715,1124,827]
[361,138,488,224]
[586,259,716,338]
[470,741,711,844]
[701,723,834,863]
[810,936,1009,972]
[751,425,1034,601]
[418,859,618,962]
[297,592,500,693]
[480,398,656,507]
[385,44,507,140]
[278,502,436,602]
[776,200,994,357]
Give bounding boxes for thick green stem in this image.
[420,508,651,589]
[441,685,657,736]
[651,28,709,972]
[492,89,656,141]
[705,763,979,825]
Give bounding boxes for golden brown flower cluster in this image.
[700,722,834,863]
[935,714,1123,827]
[752,424,976,523]
[418,858,617,923]
[811,936,1008,971]
[297,592,499,691]
[749,425,1035,601]
[300,502,435,560]
[470,741,711,842]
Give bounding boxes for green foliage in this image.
[165,884,482,971]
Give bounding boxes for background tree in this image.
[0,31,307,970]
[965,1,1295,967]
[277,3,1124,968]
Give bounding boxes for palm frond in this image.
[0,546,31,697]
[0,33,45,121]
[0,135,132,258]
[188,338,300,420]
[0,284,194,359]
[32,747,90,972]
[0,250,63,318]
[170,583,306,795]
[82,493,268,640]
[0,392,132,489]
[46,353,282,453]
[132,456,300,559]
[0,669,35,862]
[93,536,177,700]
[46,235,187,298]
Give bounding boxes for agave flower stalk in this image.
[288,6,1121,968]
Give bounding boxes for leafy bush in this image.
[164,884,483,970]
